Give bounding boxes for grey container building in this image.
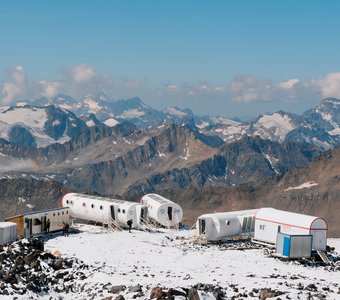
[0,222,17,245]
[275,232,312,259]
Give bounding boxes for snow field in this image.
[45,225,340,299]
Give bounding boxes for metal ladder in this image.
[107,217,123,231]
[317,250,330,264]
[138,218,156,232]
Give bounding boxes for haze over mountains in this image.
[0,95,339,234]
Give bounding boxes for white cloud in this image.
[311,72,340,98]
[122,78,141,89]
[199,84,208,91]
[38,80,60,98]
[213,86,225,93]
[278,78,299,90]
[2,66,27,104]
[71,63,96,84]
[229,75,273,103]
[166,84,180,93]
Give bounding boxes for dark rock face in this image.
[0,177,63,220]
[44,105,88,141]
[8,125,36,148]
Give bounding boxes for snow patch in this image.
[86,119,95,127]
[104,118,119,127]
[284,181,319,191]
[328,128,340,135]
[84,98,103,113]
[52,119,61,126]
[164,107,187,117]
[254,113,295,141]
[119,109,145,119]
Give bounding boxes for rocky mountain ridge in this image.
[9,96,340,149]
[0,98,338,235]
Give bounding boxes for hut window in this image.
[34,218,42,225]
[226,220,230,226]
[83,202,86,207]
[58,212,60,216]
[122,209,126,214]
[100,205,103,210]
[62,212,64,215]
[66,200,69,204]
[259,225,265,230]
[91,204,94,209]
[66,211,68,214]
[118,208,121,213]
[53,213,55,217]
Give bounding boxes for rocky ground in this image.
[0,228,340,299]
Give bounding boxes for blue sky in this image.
[1,0,340,117]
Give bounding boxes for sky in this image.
[1,0,340,118]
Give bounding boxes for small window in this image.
[118,208,121,213]
[91,204,95,208]
[100,205,103,210]
[259,225,265,230]
[53,213,55,217]
[226,220,230,226]
[66,211,68,214]
[62,212,64,215]
[34,218,42,225]
[58,212,60,216]
[83,202,86,207]
[66,200,69,204]
[122,209,126,214]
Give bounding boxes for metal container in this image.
[276,232,312,258]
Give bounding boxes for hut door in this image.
[110,206,115,220]
[167,207,173,221]
[41,216,46,233]
[199,219,206,235]
[140,207,147,222]
[29,219,32,234]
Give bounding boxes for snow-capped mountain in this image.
[15,94,340,149]
[303,97,340,134]
[0,105,88,148]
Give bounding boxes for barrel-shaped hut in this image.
[254,208,328,251]
[197,209,259,241]
[140,194,183,227]
[62,193,140,229]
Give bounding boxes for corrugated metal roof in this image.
[23,207,69,216]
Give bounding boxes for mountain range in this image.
[0,95,339,235]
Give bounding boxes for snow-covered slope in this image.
[0,105,88,147]
[303,98,340,132]
[42,225,340,300]
[252,112,299,142]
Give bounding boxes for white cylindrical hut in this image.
[62,193,140,228]
[254,208,328,251]
[140,194,183,227]
[197,209,259,241]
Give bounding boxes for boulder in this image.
[188,288,200,300]
[150,287,164,300]
[259,288,284,300]
[54,250,62,258]
[109,285,126,294]
[129,284,142,293]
